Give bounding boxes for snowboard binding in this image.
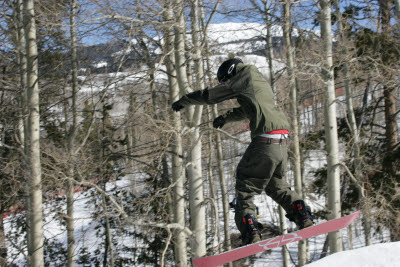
[241,214,262,245]
[286,200,314,229]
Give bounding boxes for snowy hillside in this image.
[207,22,300,55]
[88,22,292,72]
[305,242,400,267]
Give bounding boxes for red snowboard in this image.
[193,211,360,267]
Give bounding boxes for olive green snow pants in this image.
[234,137,302,236]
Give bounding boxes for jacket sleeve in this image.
[178,83,237,106]
[223,107,247,123]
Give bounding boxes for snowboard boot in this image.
[286,200,314,229]
[241,214,262,245]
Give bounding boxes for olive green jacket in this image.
[178,63,290,138]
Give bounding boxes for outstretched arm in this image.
[171,83,237,111]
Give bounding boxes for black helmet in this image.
[217,58,243,83]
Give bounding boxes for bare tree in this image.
[281,1,308,264]
[378,0,399,241]
[173,0,206,259]
[66,1,79,265]
[14,0,31,262]
[318,0,343,253]
[163,0,188,264]
[188,0,207,258]
[199,0,234,255]
[332,0,372,247]
[23,0,45,264]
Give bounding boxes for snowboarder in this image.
[172,58,313,245]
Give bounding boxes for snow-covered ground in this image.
[305,242,400,267]
[5,183,395,266]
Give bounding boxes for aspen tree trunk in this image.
[263,3,289,264]
[163,1,188,264]
[394,0,400,20]
[206,157,221,253]
[199,1,232,255]
[347,223,354,250]
[66,0,78,265]
[175,0,206,258]
[203,47,233,256]
[206,107,221,253]
[332,0,371,247]
[16,0,26,153]
[16,0,31,262]
[100,108,114,267]
[319,0,343,253]
[24,0,45,265]
[282,1,306,264]
[162,154,174,228]
[212,106,232,252]
[126,93,138,195]
[190,0,207,257]
[102,194,115,267]
[265,1,276,95]
[206,67,233,254]
[278,206,290,267]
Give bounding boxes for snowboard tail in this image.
[192,211,360,267]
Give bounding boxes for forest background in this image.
[0,0,399,266]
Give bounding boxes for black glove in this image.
[172,100,184,112]
[213,115,226,129]
[229,198,237,210]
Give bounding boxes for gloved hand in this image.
[213,115,226,129]
[172,100,184,112]
[229,198,237,210]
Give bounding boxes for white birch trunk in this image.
[199,2,232,254]
[23,0,45,265]
[102,194,115,267]
[347,223,354,250]
[319,0,343,253]
[163,1,187,264]
[212,106,232,253]
[206,124,221,252]
[16,0,31,261]
[66,0,78,265]
[16,0,26,152]
[265,1,276,95]
[282,1,306,264]
[264,3,289,265]
[175,0,206,258]
[279,206,290,267]
[394,0,400,20]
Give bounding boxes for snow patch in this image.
[93,61,108,68]
[305,242,400,267]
